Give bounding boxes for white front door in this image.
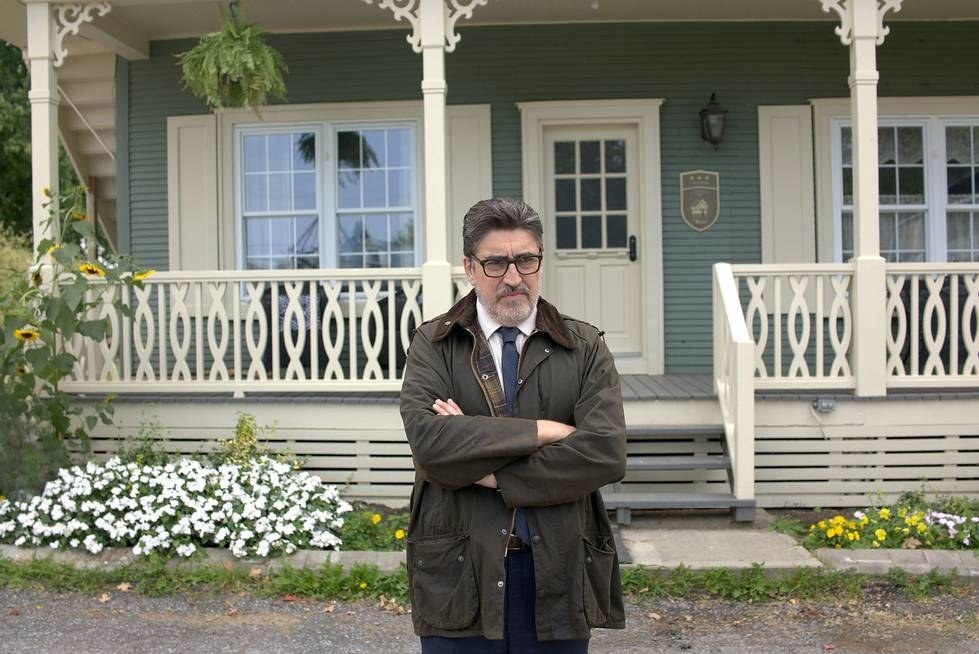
[542,126,645,370]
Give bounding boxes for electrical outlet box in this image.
[812,397,836,413]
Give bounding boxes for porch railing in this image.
[731,264,856,390]
[712,263,755,502]
[885,264,979,388]
[62,269,423,393]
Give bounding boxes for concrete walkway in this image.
[619,509,979,578]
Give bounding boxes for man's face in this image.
[464,228,541,327]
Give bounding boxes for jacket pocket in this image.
[581,536,616,627]
[407,533,479,630]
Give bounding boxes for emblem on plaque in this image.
[680,170,720,232]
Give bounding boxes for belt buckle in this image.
[506,534,524,551]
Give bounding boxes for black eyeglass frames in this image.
[470,252,543,278]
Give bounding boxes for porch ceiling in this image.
[49,0,979,45]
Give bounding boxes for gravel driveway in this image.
[2,584,978,653]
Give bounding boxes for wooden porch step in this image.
[626,424,725,437]
[626,455,731,471]
[604,491,756,525]
[603,491,754,510]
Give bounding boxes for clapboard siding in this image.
[125,21,979,372]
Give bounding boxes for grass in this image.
[0,555,962,606]
[620,563,961,603]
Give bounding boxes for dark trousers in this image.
[420,546,589,654]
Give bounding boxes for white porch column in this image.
[823,0,902,396]
[418,0,452,320]
[25,0,60,252]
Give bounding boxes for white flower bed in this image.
[0,456,351,558]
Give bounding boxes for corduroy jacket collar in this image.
[431,290,576,350]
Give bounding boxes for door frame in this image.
[518,99,664,374]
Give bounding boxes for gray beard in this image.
[475,284,538,327]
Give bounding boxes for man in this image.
[399,197,627,653]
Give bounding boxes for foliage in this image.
[114,414,173,468]
[802,502,979,551]
[0,224,31,301]
[177,1,287,113]
[0,555,410,605]
[769,515,808,540]
[0,41,81,236]
[0,455,352,558]
[212,412,301,469]
[338,508,409,552]
[0,187,148,498]
[619,563,957,603]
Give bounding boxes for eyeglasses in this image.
[470,252,543,278]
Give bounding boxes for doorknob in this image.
[628,235,637,262]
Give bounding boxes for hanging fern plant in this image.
[177,1,287,113]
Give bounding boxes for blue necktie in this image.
[498,326,531,544]
[499,327,520,415]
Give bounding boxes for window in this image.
[236,122,419,270]
[831,115,979,262]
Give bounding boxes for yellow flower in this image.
[394,529,405,540]
[358,582,367,589]
[871,540,880,548]
[817,520,827,530]
[879,508,891,520]
[917,523,928,534]
[46,243,61,256]
[875,528,888,541]
[370,514,382,525]
[79,261,105,277]
[133,269,156,282]
[70,210,88,221]
[14,327,41,343]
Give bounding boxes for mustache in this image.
[496,283,531,298]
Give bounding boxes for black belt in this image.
[506,534,525,551]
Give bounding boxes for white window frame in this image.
[217,101,426,272]
[235,123,324,271]
[330,120,420,269]
[813,96,979,264]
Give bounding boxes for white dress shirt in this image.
[474,299,537,381]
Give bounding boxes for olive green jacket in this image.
[400,291,627,641]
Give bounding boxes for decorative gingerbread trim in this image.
[53,3,112,67]
[362,0,488,53]
[820,0,904,46]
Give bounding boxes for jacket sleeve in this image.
[493,333,627,507]
[400,328,540,490]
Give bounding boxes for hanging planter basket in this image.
[177,1,287,113]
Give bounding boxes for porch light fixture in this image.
[699,92,727,148]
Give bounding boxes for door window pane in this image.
[607,214,627,248]
[579,141,601,174]
[555,179,576,212]
[580,178,601,211]
[556,215,577,249]
[581,215,603,249]
[605,140,626,173]
[554,142,576,174]
[606,178,626,211]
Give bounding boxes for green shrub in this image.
[339,509,409,551]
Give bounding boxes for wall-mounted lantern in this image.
[699,92,727,148]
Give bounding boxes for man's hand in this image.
[432,398,463,415]
[536,420,575,446]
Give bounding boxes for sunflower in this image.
[79,261,105,277]
[14,327,41,343]
[70,210,89,221]
[133,269,156,282]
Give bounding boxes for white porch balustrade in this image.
[720,263,979,390]
[61,269,423,393]
[885,264,979,388]
[731,264,856,390]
